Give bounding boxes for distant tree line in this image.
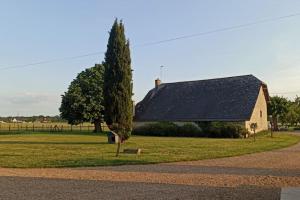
[0,115,66,123]
[268,96,300,130]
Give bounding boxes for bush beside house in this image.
[132,122,247,138]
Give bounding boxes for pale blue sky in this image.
[1,0,300,116]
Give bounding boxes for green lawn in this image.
[0,132,298,168]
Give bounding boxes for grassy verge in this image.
[0,131,298,168]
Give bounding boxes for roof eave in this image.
[261,82,270,102]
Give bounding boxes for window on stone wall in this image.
[260,110,262,118]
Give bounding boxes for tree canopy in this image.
[104,19,133,155]
[60,64,105,132]
[268,96,300,130]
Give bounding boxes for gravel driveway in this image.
[0,135,299,199]
[0,177,280,200]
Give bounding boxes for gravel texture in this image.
[0,167,299,188]
[0,177,281,200]
[96,164,300,177]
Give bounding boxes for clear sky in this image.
[1,0,300,116]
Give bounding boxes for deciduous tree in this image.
[60,64,105,132]
[268,96,288,131]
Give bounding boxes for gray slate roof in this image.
[134,75,269,122]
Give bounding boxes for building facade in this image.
[134,75,270,133]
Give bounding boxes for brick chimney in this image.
[155,78,161,88]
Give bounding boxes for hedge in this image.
[132,122,247,138]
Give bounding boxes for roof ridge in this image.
[161,74,256,85]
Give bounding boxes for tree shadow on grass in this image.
[0,131,109,136]
[42,157,154,168]
[0,154,23,157]
[0,141,108,145]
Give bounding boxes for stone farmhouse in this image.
[134,75,270,133]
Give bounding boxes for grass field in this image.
[0,131,298,168]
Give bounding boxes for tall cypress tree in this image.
[104,19,133,156]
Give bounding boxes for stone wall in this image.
[245,86,268,133]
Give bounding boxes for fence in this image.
[0,123,109,133]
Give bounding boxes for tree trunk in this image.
[116,138,121,157]
[115,133,123,157]
[271,125,273,138]
[94,119,102,133]
[273,115,279,131]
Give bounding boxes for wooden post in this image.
[9,125,11,132]
[71,125,73,132]
[271,124,273,138]
[270,115,273,138]
[33,124,35,132]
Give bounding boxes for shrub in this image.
[132,121,246,138]
[178,123,203,137]
[196,122,245,138]
[132,122,180,137]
